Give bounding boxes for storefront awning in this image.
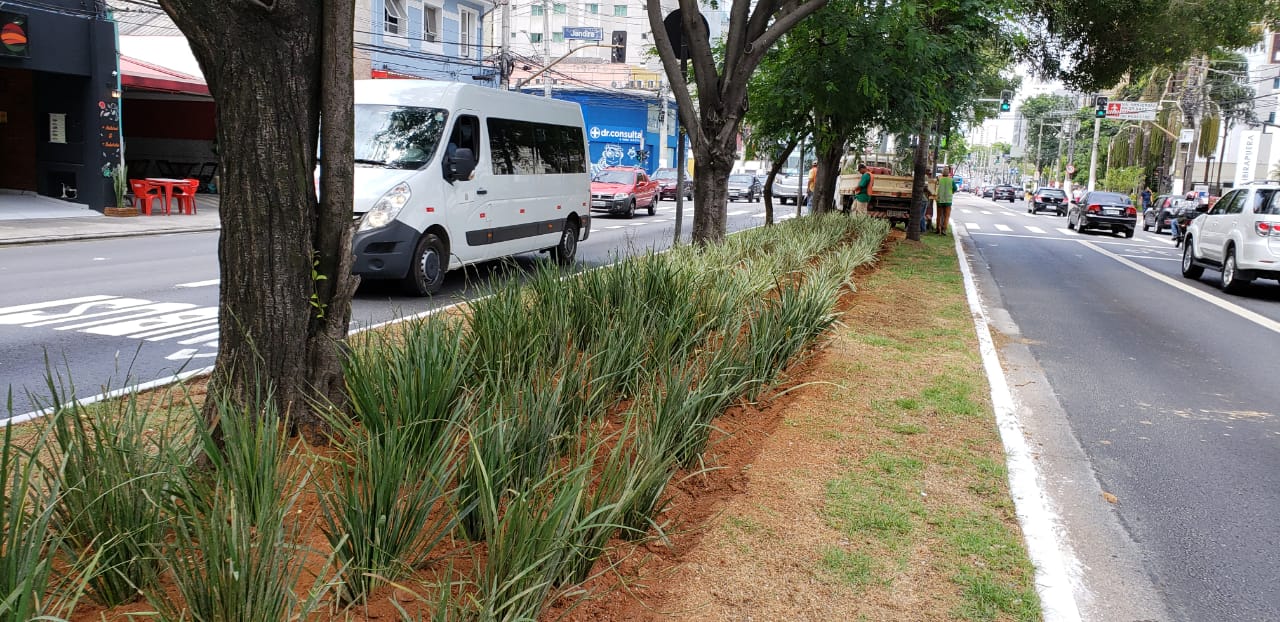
[120,55,209,96]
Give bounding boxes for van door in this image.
[484,117,559,257]
[443,113,488,264]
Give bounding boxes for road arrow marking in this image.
[166,348,217,361]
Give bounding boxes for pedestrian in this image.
[805,162,818,211]
[935,166,957,235]
[852,163,871,217]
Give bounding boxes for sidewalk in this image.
[0,190,220,246]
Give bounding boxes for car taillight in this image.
[1087,204,1101,213]
[1126,206,1136,217]
[1256,221,1280,236]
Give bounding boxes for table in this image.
[143,178,193,215]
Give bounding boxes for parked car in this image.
[981,186,995,198]
[1067,190,1136,237]
[590,167,659,218]
[767,174,804,205]
[652,167,693,201]
[727,173,762,202]
[1181,183,1280,292]
[992,185,1018,202]
[1141,194,1177,233]
[1028,187,1068,215]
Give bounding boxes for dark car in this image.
[1028,187,1067,215]
[652,167,693,201]
[1141,194,1177,233]
[727,173,762,202]
[981,186,995,198]
[992,185,1017,202]
[1068,190,1136,237]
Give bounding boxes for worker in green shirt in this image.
[935,166,957,235]
[852,163,871,216]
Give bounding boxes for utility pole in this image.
[1087,100,1102,191]
[1036,116,1045,185]
[500,0,511,89]
[542,0,551,97]
[658,78,669,168]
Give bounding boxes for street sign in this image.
[1104,101,1158,121]
[1066,164,1076,175]
[563,26,603,41]
[1179,128,1195,144]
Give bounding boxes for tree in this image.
[159,0,358,435]
[1020,94,1075,174]
[646,0,831,243]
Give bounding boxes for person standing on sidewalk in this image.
[1141,186,1152,212]
[935,166,957,235]
[805,162,818,212]
[852,164,871,216]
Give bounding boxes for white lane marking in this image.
[93,257,107,261]
[1116,254,1178,262]
[605,225,624,229]
[0,295,118,317]
[5,298,155,327]
[954,234,1085,622]
[966,222,981,230]
[1026,226,1046,234]
[629,221,649,226]
[960,209,973,214]
[728,210,751,216]
[140,319,221,341]
[980,210,993,215]
[967,231,1169,249]
[1081,241,1280,335]
[86,308,220,337]
[55,303,197,332]
[995,224,1013,232]
[178,332,221,345]
[1056,228,1074,235]
[166,348,218,361]
[175,279,220,289]
[590,229,600,233]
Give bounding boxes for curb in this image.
[0,225,220,246]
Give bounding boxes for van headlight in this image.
[359,182,412,232]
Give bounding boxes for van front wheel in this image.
[403,233,448,296]
[552,219,579,265]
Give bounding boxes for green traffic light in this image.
[1000,102,1011,112]
[1095,108,1106,118]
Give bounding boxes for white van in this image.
[351,80,591,295]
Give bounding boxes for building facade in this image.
[0,1,119,211]
[358,0,499,84]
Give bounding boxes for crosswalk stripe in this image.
[995,224,1013,232]
[1056,228,1073,235]
[966,222,980,230]
[1026,226,1045,234]
[980,210,992,215]
[960,209,972,214]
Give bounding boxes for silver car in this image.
[767,175,803,205]
[1181,184,1280,292]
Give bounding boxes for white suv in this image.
[1181,183,1280,292]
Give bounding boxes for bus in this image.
[350,80,591,295]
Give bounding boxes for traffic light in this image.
[611,30,626,63]
[1094,95,1108,118]
[999,90,1012,112]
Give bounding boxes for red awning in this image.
[120,55,210,96]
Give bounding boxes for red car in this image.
[590,167,659,218]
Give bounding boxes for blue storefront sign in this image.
[563,26,603,41]
[588,125,643,144]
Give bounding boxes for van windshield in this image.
[354,104,449,169]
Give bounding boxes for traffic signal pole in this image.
[1086,114,1101,191]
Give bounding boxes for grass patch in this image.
[819,546,881,587]
[889,422,927,435]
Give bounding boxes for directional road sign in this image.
[1105,101,1158,121]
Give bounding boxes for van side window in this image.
[488,118,586,175]
[445,115,480,168]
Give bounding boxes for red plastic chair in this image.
[172,179,201,215]
[129,179,165,215]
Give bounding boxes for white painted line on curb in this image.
[954,233,1084,622]
[175,279,220,289]
[1081,241,1280,335]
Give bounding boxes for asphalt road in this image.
[957,192,1280,621]
[0,199,796,417]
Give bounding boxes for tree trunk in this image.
[813,142,843,214]
[160,0,356,437]
[908,121,930,242]
[692,150,732,243]
[763,136,799,226]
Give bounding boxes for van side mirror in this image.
[446,148,476,182]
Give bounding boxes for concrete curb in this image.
[0,226,220,246]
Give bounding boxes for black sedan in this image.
[1068,190,1136,238]
[727,173,762,202]
[1029,187,1067,215]
[1141,194,1177,233]
[992,185,1018,202]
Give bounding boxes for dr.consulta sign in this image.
[589,125,644,144]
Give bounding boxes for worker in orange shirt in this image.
[805,162,817,211]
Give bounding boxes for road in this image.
[957,191,1280,621]
[0,199,796,417]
